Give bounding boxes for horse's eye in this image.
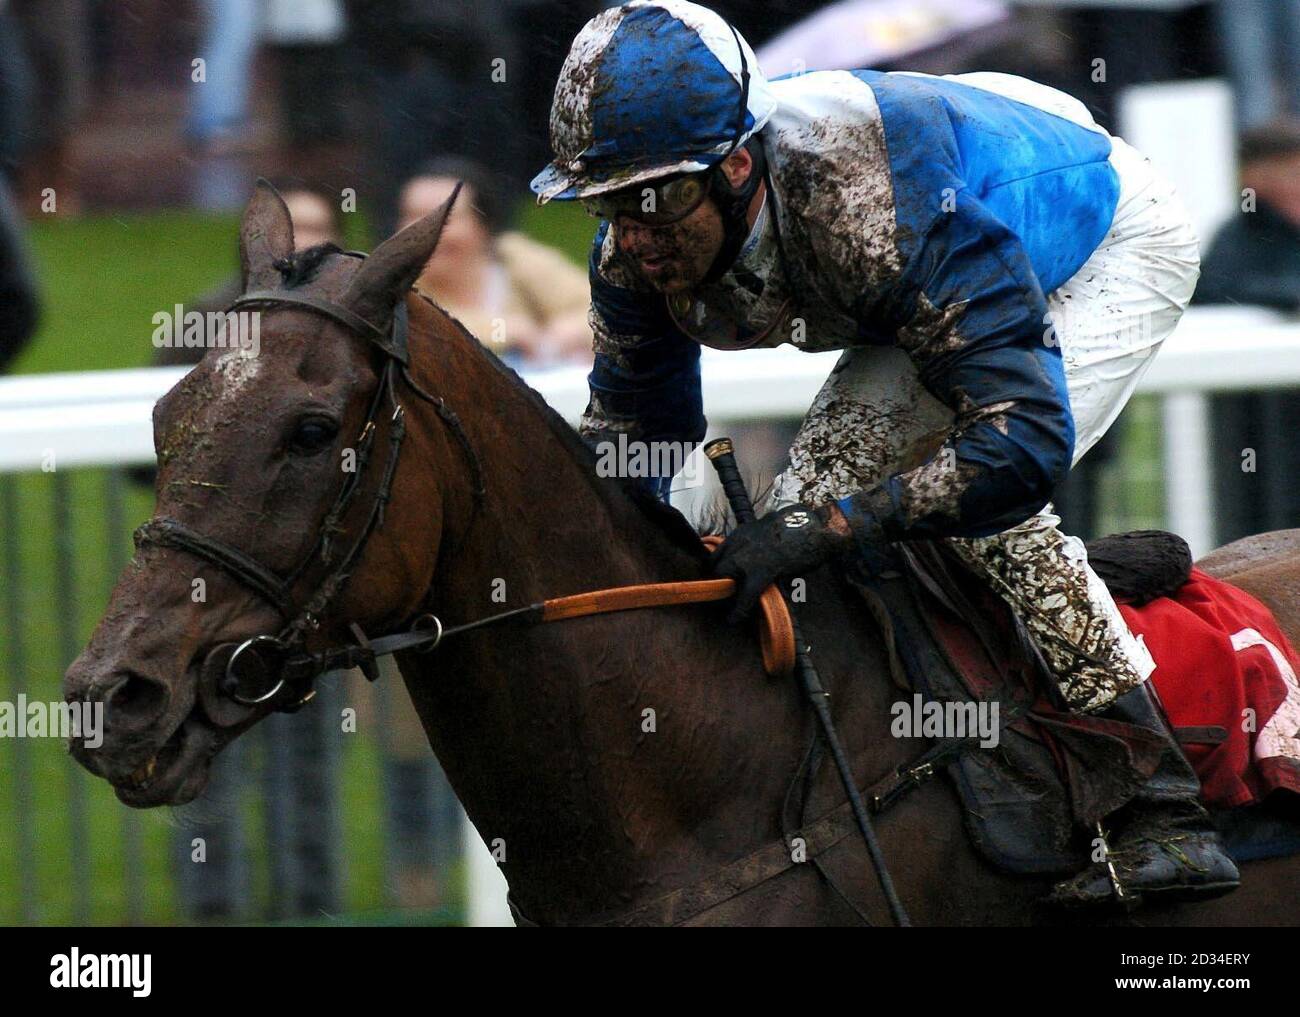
[288,417,339,455]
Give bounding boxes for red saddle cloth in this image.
[1120,568,1300,809]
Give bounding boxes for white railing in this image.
[4,307,1298,555]
[4,306,1294,460]
[2,304,1298,925]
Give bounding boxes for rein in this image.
[229,538,796,708]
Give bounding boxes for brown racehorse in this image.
[64,185,1300,926]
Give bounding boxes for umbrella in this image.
[757,0,1015,77]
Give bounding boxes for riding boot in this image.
[1047,682,1240,907]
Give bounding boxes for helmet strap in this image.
[701,22,762,284]
[703,136,767,283]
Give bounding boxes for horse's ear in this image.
[342,182,461,329]
[239,178,295,291]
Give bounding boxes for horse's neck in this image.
[421,312,708,601]
[396,312,776,920]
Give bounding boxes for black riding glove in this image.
[710,502,855,623]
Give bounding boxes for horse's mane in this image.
[409,289,711,564]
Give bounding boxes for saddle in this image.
[850,531,1300,874]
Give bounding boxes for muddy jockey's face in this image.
[531,2,777,286]
[598,148,757,294]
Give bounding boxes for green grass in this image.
[516,199,599,265]
[9,199,593,377]
[13,212,240,375]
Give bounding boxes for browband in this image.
[229,290,410,364]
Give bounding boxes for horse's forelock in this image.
[271,243,346,288]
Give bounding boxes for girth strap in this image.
[512,729,999,927]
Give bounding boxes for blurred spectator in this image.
[153,180,344,370]
[345,0,524,236]
[264,0,349,149]
[11,0,89,214]
[0,0,34,184]
[1215,0,1300,130]
[0,175,39,372]
[1198,120,1300,546]
[1198,120,1300,310]
[398,157,593,368]
[277,182,344,250]
[186,0,260,152]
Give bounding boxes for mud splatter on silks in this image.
[947,512,1153,711]
[771,347,1152,711]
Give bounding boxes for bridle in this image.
[129,264,779,730]
[134,263,485,727]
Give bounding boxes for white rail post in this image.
[463,822,513,926]
[1161,392,1215,559]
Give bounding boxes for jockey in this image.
[531,0,1239,907]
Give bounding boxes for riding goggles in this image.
[582,171,711,226]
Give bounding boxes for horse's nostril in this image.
[104,671,168,725]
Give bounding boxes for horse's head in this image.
[64,180,464,806]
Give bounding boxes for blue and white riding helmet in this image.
[530,0,777,204]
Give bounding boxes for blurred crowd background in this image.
[2,0,1300,926]
[4,0,1300,374]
